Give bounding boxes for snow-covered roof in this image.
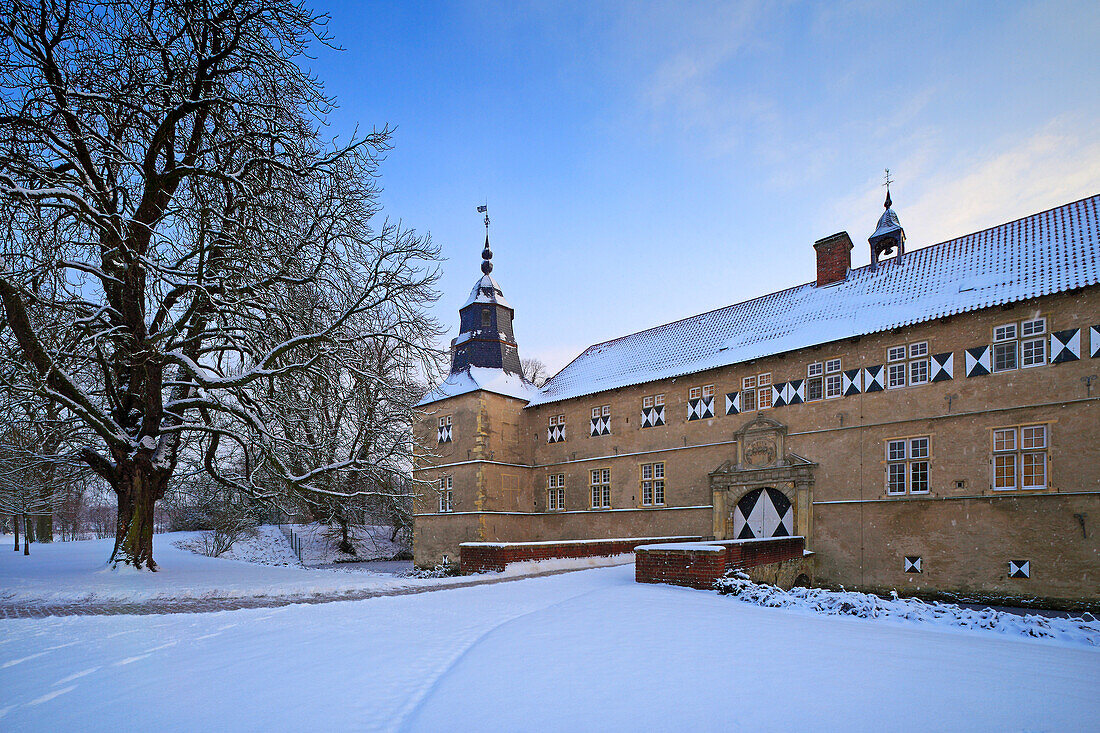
[417,366,538,407]
[870,206,903,244]
[463,274,512,309]
[529,194,1100,407]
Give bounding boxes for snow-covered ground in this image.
[273,522,408,566]
[0,533,441,605]
[2,564,1097,731]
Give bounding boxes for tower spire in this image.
[478,204,492,274]
[883,168,893,209]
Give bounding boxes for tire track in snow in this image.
[392,585,607,733]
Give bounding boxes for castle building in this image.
[413,193,1100,607]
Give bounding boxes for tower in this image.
[449,211,523,375]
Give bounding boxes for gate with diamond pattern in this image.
[731,486,794,539]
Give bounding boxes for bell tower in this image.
[869,169,906,269]
[449,208,523,375]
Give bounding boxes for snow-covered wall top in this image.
[528,194,1100,407]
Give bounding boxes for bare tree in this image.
[0,393,92,553]
[0,1,442,569]
[521,357,549,387]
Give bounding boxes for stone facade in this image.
[414,202,1100,609]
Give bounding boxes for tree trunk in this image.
[109,462,167,570]
[36,514,52,543]
[22,513,29,555]
[13,514,19,551]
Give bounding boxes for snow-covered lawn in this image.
[2,564,1097,731]
[0,532,438,605]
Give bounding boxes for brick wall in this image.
[459,535,701,573]
[636,536,805,589]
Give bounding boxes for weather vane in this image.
[883,168,893,190]
[477,204,492,274]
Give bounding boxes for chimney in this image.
[813,231,853,287]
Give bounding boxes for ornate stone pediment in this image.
[710,415,815,486]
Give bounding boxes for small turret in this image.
[869,173,905,270]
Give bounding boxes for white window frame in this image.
[757,373,772,410]
[439,476,454,512]
[993,425,1048,491]
[886,437,931,495]
[547,474,565,510]
[640,462,666,507]
[824,359,842,399]
[590,468,611,509]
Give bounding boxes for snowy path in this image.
[1,564,1097,732]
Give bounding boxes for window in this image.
[590,405,611,436]
[994,318,1047,370]
[741,376,757,412]
[640,462,665,506]
[641,394,665,428]
[824,359,842,398]
[887,341,930,388]
[590,468,611,508]
[1021,318,1046,367]
[993,425,1048,490]
[806,362,823,401]
[993,324,1017,372]
[689,387,700,400]
[757,373,772,410]
[437,415,453,444]
[886,437,931,495]
[547,474,565,510]
[438,476,453,512]
[547,414,566,443]
[481,308,491,327]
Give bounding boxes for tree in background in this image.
[521,357,550,387]
[0,1,442,569]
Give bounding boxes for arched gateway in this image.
[733,486,793,539]
[709,416,816,544]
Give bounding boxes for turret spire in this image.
[478,204,492,274]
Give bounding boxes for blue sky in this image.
[312,1,1100,374]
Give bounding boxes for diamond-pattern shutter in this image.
[641,406,666,428]
[771,383,786,408]
[437,425,452,443]
[687,397,714,421]
[547,425,565,443]
[1008,560,1030,579]
[1091,325,1100,358]
[904,556,922,573]
[965,346,991,377]
[862,365,885,392]
[930,352,954,381]
[589,416,610,436]
[1050,329,1081,363]
[725,392,740,415]
[787,379,805,405]
[842,369,862,396]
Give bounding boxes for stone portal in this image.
[710,416,816,546]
